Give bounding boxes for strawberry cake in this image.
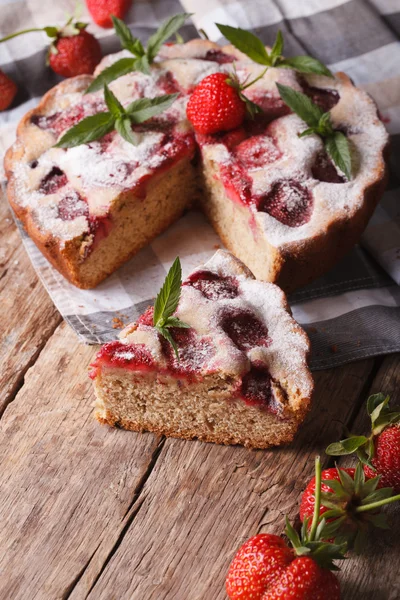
[90,250,313,448]
[5,38,389,290]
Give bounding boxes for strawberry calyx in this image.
[225,65,265,120]
[326,393,400,469]
[286,456,347,570]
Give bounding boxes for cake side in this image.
[90,251,314,448]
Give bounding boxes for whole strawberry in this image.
[187,70,263,135]
[0,70,17,111]
[226,457,345,600]
[49,28,102,77]
[326,393,400,493]
[86,0,132,28]
[0,19,102,78]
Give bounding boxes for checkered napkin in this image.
[1,0,399,370]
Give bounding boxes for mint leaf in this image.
[325,131,352,180]
[153,257,183,328]
[270,30,284,64]
[85,58,137,93]
[104,84,124,118]
[111,15,145,56]
[147,13,192,63]
[157,327,180,360]
[317,112,334,136]
[276,83,323,128]
[132,54,151,75]
[280,55,333,77]
[55,113,114,148]
[216,24,271,65]
[164,316,190,328]
[126,93,179,123]
[115,117,139,145]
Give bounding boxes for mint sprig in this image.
[216,25,332,77]
[276,83,353,180]
[55,85,178,148]
[86,13,191,93]
[153,257,190,360]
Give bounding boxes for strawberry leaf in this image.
[367,393,387,416]
[216,24,271,66]
[85,58,137,93]
[326,436,369,456]
[54,113,114,148]
[369,394,390,426]
[146,13,192,63]
[279,55,333,77]
[325,131,352,180]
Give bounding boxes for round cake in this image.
[4,38,389,290]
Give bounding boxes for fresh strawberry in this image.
[86,0,132,28]
[364,423,400,492]
[49,29,102,77]
[186,69,264,135]
[226,457,345,600]
[0,19,102,78]
[300,463,400,552]
[0,70,17,111]
[326,393,400,493]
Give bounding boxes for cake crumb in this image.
[112,317,125,329]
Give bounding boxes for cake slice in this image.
[90,250,313,448]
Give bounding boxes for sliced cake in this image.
[90,250,313,448]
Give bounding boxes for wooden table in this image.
[1,193,399,600]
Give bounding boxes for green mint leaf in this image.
[111,16,145,56]
[298,127,317,138]
[270,30,284,64]
[85,57,137,94]
[317,112,334,136]
[276,83,323,128]
[132,54,151,75]
[126,93,179,123]
[153,257,183,328]
[175,32,184,44]
[157,327,180,360]
[115,117,139,145]
[279,55,333,77]
[164,316,190,329]
[104,84,125,118]
[146,13,192,63]
[325,131,352,180]
[54,112,114,148]
[216,24,271,66]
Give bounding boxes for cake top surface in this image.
[7,38,388,249]
[91,250,313,412]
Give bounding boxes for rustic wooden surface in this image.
[0,196,399,600]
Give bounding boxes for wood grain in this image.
[338,354,400,600]
[0,195,61,416]
[0,323,162,600]
[79,360,375,600]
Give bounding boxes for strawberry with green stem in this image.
[86,14,191,93]
[326,393,400,493]
[276,83,353,179]
[226,457,346,600]
[300,461,400,553]
[55,84,178,148]
[0,17,102,78]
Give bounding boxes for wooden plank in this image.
[0,322,163,600]
[77,359,375,600]
[338,354,400,600]
[0,194,62,416]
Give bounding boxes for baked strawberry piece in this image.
[90,251,313,448]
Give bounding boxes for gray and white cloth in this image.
[1,0,399,369]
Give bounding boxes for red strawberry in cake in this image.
[90,251,313,448]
